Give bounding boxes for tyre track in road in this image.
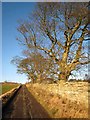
[2,85,50,118]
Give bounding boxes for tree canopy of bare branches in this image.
[13,2,89,82]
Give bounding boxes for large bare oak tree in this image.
[15,2,89,82]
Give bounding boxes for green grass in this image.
[2,83,19,94]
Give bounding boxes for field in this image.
[2,82,19,94]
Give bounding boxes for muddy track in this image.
[2,85,50,118]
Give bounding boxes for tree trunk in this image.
[58,72,70,82]
[37,74,41,83]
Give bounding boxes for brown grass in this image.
[26,82,88,118]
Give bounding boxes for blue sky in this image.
[2,2,36,83]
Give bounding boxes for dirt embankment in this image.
[26,82,89,118]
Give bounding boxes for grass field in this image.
[2,83,19,94]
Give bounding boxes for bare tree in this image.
[11,52,54,83]
[16,2,89,81]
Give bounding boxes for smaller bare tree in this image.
[11,51,55,83]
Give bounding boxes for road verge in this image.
[0,85,21,109]
[26,82,88,118]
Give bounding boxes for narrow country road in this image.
[2,85,50,118]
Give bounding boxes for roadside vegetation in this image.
[26,81,88,118]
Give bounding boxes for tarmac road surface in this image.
[2,85,50,118]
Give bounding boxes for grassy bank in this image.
[26,82,88,118]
